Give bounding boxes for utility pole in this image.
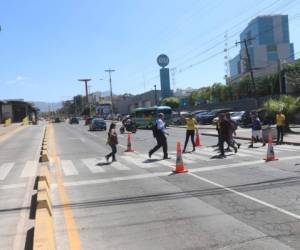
[105,69,115,115]
[78,79,91,116]
[154,84,157,106]
[277,59,284,95]
[236,38,256,97]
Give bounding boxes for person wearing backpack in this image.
[105,123,118,162]
[149,113,169,159]
[225,112,241,151]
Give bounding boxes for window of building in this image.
[267,44,277,52]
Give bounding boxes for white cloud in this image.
[4,75,33,86]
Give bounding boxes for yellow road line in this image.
[48,124,82,250]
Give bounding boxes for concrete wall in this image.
[181,98,263,112]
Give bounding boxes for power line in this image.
[175,13,300,75]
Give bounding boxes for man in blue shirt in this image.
[149,113,169,159]
[249,112,266,148]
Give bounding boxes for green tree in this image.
[197,87,211,102]
[285,60,300,92]
[161,97,180,110]
[263,95,300,131]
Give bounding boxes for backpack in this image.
[152,121,158,138]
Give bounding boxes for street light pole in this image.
[154,84,157,106]
[78,79,91,116]
[104,69,115,115]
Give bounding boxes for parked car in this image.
[195,111,210,123]
[54,117,61,123]
[190,110,208,116]
[89,118,107,131]
[172,111,190,125]
[85,117,92,125]
[198,108,233,124]
[240,109,267,128]
[230,111,245,125]
[69,117,79,124]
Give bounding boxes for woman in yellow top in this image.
[183,114,198,153]
[276,111,285,144]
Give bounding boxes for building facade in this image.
[229,15,294,80]
[114,90,161,115]
[0,100,37,123]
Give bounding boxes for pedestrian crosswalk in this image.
[0,144,299,181]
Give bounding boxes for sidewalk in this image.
[201,127,300,146]
[0,123,23,137]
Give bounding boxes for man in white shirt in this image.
[149,113,169,159]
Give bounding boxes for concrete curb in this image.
[33,127,56,250]
[201,132,300,146]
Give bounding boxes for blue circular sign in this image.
[157,54,169,68]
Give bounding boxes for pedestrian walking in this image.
[105,123,118,162]
[249,113,265,148]
[215,115,221,147]
[225,112,241,151]
[149,113,169,159]
[183,114,197,153]
[219,113,237,157]
[276,110,285,144]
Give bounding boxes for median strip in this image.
[33,126,56,250]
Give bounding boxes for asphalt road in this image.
[0,124,45,250]
[46,120,300,250]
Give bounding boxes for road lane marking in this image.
[238,149,265,156]
[20,160,38,178]
[110,161,130,171]
[189,172,300,220]
[0,183,27,190]
[49,124,82,250]
[81,158,105,173]
[0,162,14,180]
[54,155,300,188]
[59,172,171,187]
[121,155,150,168]
[61,160,79,176]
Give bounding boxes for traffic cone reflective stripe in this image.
[264,130,278,161]
[195,129,202,147]
[125,132,134,152]
[173,141,188,173]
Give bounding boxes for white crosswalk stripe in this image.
[0,162,14,180]
[121,155,158,168]
[181,152,215,161]
[20,161,38,178]
[81,158,105,173]
[158,152,196,164]
[110,161,130,171]
[61,160,79,176]
[274,146,298,152]
[0,143,298,181]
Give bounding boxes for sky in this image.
[0,0,300,102]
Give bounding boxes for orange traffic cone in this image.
[125,132,134,152]
[173,141,188,173]
[195,129,202,147]
[264,130,278,161]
